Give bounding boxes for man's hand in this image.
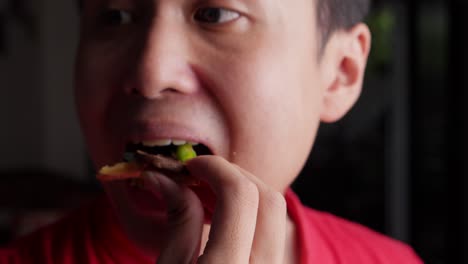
[143,155,288,264]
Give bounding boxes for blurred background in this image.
[0,0,466,263]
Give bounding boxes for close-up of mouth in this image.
[121,118,220,161]
[99,139,217,219]
[125,139,213,160]
[96,138,214,183]
[114,140,217,220]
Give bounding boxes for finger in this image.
[101,179,170,256]
[186,156,259,264]
[235,166,287,264]
[142,171,204,264]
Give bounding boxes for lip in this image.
[127,121,217,155]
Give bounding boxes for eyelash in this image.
[193,7,241,24]
[99,8,134,26]
[98,7,241,27]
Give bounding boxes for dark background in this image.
[294,0,468,263]
[1,0,467,263]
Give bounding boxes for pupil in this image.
[197,8,221,23]
[102,10,123,25]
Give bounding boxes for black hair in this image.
[317,0,371,44]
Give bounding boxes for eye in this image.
[194,7,240,24]
[100,8,134,26]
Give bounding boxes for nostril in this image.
[164,88,179,93]
[130,88,139,95]
[128,86,179,97]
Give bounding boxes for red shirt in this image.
[1,190,422,263]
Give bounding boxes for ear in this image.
[320,23,371,123]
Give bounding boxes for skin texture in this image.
[75,0,371,262]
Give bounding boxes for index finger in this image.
[186,156,259,263]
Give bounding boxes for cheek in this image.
[75,37,134,120]
[202,28,322,186]
[75,49,107,136]
[223,57,321,190]
[75,45,127,167]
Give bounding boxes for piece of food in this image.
[97,141,203,185]
[176,144,198,162]
[97,161,143,181]
[135,150,186,173]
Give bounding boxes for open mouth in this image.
[100,139,216,219]
[124,139,213,161]
[97,139,213,183]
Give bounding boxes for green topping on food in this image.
[176,143,197,162]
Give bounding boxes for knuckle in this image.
[228,174,256,194]
[263,189,287,212]
[168,192,201,226]
[227,177,259,206]
[238,178,259,197]
[167,201,191,225]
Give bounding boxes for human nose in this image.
[126,20,198,99]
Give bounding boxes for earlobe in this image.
[320,23,372,123]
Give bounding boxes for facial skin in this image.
[75,0,370,260]
[77,0,322,189]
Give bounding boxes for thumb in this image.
[143,171,204,264]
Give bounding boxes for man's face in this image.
[75,0,327,192]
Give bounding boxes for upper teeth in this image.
[142,139,171,147]
[172,140,186,146]
[141,139,199,147]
